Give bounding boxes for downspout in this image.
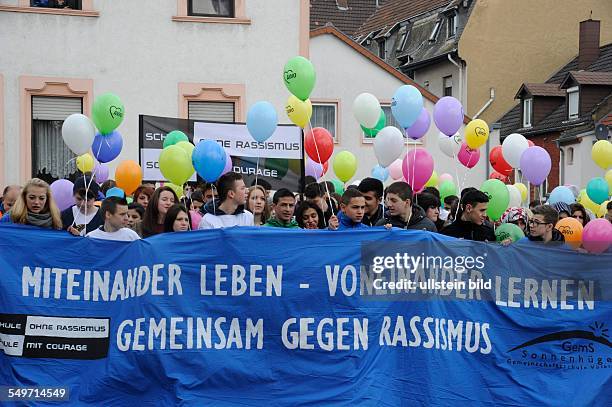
[447,54,462,105]
[473,87,495,119]
[557,141,565,186]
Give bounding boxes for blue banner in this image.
[0,224,611,406]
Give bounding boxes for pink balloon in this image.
[582,219,612,253]
[388,159,404,180]
[190,209,202,230]
[221,151,233,175]
[458,142,480,169]
[439,173,453,184]
[402,148,434,191]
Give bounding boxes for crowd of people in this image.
[1,172,611,248]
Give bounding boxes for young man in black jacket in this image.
[358,177,384,227]
[61,175,104,236]
[441,190,495,241]
[376,182,437,232]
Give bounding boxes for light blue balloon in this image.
[105,187,125,198]
[371,165,389,182]
[548,186,575,205]
[391,85,424,128]
[192,140,227,182]
[586,177,610,205]
[246,101,278,142]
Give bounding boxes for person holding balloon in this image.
[0,178,62,230]
[376,182,437,232]
[441,190,495,241]
[198,172,254,229]
[61,175,104,236]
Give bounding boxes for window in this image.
[396,26,408,52]
[188,0,234,17]
[378,39,386,59]
[443,76,453,97]
[30,0,81,9]
[447,14,457,38]
[540,178,548,198]
[31,96,82,184]
[566,147,574,165]
[567,86,579,119]
[311,103,337,141]
[188,101,235,122]
[429,20,441,42]
[522,98,532,128]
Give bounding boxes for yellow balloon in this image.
[578,189,600,214]
[598,200,610,218]
[606,169,612,192]
[332,151,357,183]
[285,95,312,128]
[514,183,527,202]
[76,153,94,173]
[425,171,438,188]
[166,183,184,199]
[591,140,612,169]
[464,119,489,149]
[175,141,196,176]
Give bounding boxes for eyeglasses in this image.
[528,219,550,226]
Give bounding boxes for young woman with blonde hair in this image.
[0,178,62,229]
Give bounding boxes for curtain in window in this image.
[311,105,336,140]
[32,120,77,182]
[192,0,232,16]
[381,105,401,129]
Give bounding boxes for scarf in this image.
[26,211,53,228]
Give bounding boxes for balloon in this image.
[591,140,612,169]
[371,165,389,182]
[388,159,404,180]
[265,158,288,179]
[92,93,124,134]
[439,180,457,202]
[190,209,202,230]
[527,140,535,147]
[438,132,462,158]
[192,140,227,183]
[506,184,521,208]
[331,179,345,195]
[159,145,193,185]
[495,223,525,243]
[439,173,453,185]
[582,218,612,253]
[458,143,480,168]
[283,56,316,101]
[50,179,75,211]
[352,93,381,128]
[305,159,326,179]
[520,146,551,186]
[586,177,610,205]
[105,187,125,198]
[425,171,438,188]
[489,145,512,176]
[502,133,529,168]
[285,95,312,128]
[514,183,527,203]
[93,161,109,183]
[361,109,385,138]
[333,151,357,183]
[555,217,583,249]
[115,160,142,196]
[76,153,94,173]
[163,130,189,149]
[578,188,600,214]
[548,186,576,205]
[247,101,278,142]
[166,183,184,199]
[405,108,430,140]
[305,127,334,163]
[176,141,196,174]
[481,179,510,221]
[598,200,610,218]
[606,169,612,192]
[402,148,434,192]
[61,114,96,156]
[92,131,123,163]
[373,126,404,167]
[464,119,489,149]
[222,151,233,175]
[489,171,508,182]
[391,85,424,128]
[433,96,463,136]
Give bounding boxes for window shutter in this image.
[32,96,82,120]
[188,101,235,122]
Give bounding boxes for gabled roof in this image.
[310,0,378,36]
[560,71,612,88]
[514,83,565,99]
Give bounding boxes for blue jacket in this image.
[336,211,369,230]
[0,213,12,223]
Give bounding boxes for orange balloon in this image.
[555,217,583,249]
[115,160,142,195]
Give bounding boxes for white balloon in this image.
[374,126,404,167]
[502,133,529,168]
[506,184,521,208]
[353,93,381,128]
[438,132,462,158]
[62,113,96,156]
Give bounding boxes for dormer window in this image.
[378,39,386,59]
[522,98,532,128]
[429,20,441,42]
[396,26,408,52]
[567,86,579,119]
[447,13,457,38]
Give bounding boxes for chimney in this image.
[578,19,600,70]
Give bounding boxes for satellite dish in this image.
[594,123,609,140]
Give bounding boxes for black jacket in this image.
[362,204,384,227]
[441,218,496,242]
[61,205,104,234]
[375,206,437,232]
[526,229,566,243]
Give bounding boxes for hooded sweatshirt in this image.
[198,201,254,229]
[264,217,300,229]
[441,217,496,241]
[375,206,437,232]
[336,211,369,230]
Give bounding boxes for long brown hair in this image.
[247,185,270,225]
[142,186,179,237]
[10,178,62,229]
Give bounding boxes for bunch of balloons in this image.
[283,56,315,129]
[501,133,551,186]
[158,130,195,186]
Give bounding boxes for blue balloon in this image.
[246,101,278,142]
[371,165,389,182]
[105,187,125,198]
[92,131,123,163]
[192,140,227,182]
[586,177,610,205]
[548,186,575,205]
[391,85,424,128]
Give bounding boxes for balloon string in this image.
[452,153,461,221]
[255,156,260,188]
[307,118,335,220]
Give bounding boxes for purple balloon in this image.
[92,130,123,163]
[305,158,324,179]
[93,161,109,183]
[433,96,464,136]
[519,146,551,186]
[221,151,233,176]
[50,179,74,211]
[405,108,431,140]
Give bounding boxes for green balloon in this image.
[439,180,457,202]
[361,109,386,138]
[481,179,510,221]
[265,158,289,179]
[92,93,124,134]
[163,130,189,149]
[495,223,525,242]
[159,145,193,185]
[283,56,316,101]
[331,179,344,195]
